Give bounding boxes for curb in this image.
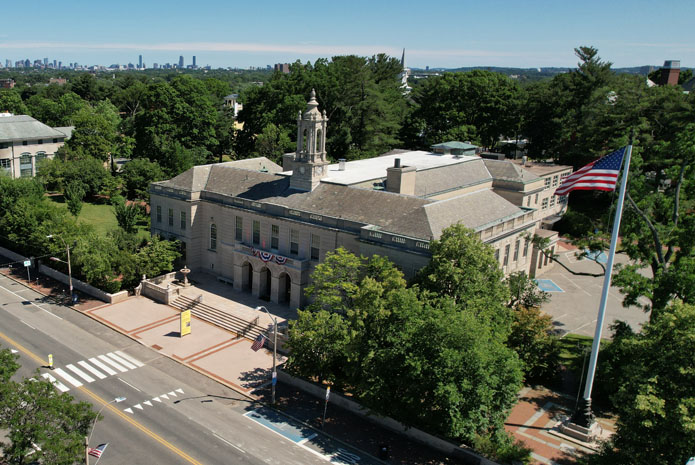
[1,271,388,463]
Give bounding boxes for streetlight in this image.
[46,234,73,301]
[86,396,125,465]
[255,306,277,405]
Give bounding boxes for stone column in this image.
[270,275,280,304]
[252,269,262,298]
[233,263,244,291]
[290,281,302,309]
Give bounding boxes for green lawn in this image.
[47,195,150,239]
[558,333,594,376]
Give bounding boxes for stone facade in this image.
[150,92,569,308]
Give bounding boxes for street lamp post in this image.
[46,234,73,300]
[86,396,126,464]
[255,306,277,404]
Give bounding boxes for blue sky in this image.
[1,0,693,69]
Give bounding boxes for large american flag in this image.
[554,147,626,196]
[251,333,266,352]
[88,443,108,458]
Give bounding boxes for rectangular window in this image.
[541,198,549,210]
[290,229,299,255]
[271,224,279,250]
[523,240,529,257]
[503,244,510,266]
[0,159,10,172]
[53,138,58,143]
[544,177,551,189]
[526,196,531,207]
[235,216,243,241]
[552,175,559,187]
[252,220,260,245]
[310,234,320,260]
[180,211,186,230]
[168,208,173,226]
[513,239,520,261]
[494,249,500,263]
[534,193,539,205]
[38,139,43,145]
[550,196,556,207]
[19,153,32,178]
[210,224,217,250]
[559,195,567,204]
[156,205,162,223]
[22,140,28,146]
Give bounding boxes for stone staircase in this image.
[170,295,267,341]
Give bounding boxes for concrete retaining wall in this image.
[0,245,128,304]
[277,370,497,465]
[142,279,179,304]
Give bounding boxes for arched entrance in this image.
[278,272,291,305]
[259,267,271,301]
[241,261,253,292]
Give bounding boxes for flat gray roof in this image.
[0,115,66,142]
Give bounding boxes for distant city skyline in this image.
[0,0,693,69]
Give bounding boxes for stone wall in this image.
[277,370,497,465]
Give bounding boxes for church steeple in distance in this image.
[290,89,329,192]
[399,49,411,93]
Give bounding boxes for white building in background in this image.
[0,115,70,179]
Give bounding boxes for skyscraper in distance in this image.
[139,55,143,69]
[179,56,184,68]
[193,56,196,68]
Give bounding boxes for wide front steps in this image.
[170,295,267,341]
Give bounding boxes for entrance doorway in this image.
[259,267,271,301]
[278,273,291,305]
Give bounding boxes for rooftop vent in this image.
[394,158,401,168]
[339,159,346,171]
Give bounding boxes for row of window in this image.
[494,238,529,267]
[0,138,63,149]
[1,152,50,177]
[544,171,572,190]
[155,206,322,260]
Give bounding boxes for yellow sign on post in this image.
[180,310,191,337]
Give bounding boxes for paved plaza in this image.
[540,241,651,338]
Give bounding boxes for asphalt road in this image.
[0,273,348,465]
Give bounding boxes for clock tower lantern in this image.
[290,89,329,191]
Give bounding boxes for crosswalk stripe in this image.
[98,354,128,373]
[42,373,70,392]
[66,364,95,383]
[115,350,144,367]
[107,352,137,370]
[89,357,117,376]
[78,360,107,379]
[53,367,83,387]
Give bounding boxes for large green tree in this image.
[0,346,97,465]
[404,70,523,149]
[415,224,512,336]
[592,302,695,465]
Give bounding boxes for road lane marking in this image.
[78,360,107,379]
[66,364,95,383]
[134,404,143,410]
[144,400,153,407]
[79,387,205,465]
[153,396,161,402]
[175,388,184,394]
[107,351,138,370]
[88,357,117,376]
[53,367,83,387]
[0,283,62,319]
[98,354,128,372]
[41,373,70,392]
[0,331,46,366]
[115,350,144,367]
[213,433,246,453]
[1,328,204,464]
[20,320,36,330]
[118,377,142,392]
[168,391,177,397]
[124,408,133,414]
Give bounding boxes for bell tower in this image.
[290,89,329,191]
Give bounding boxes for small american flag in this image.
[554,147,626,196]
[88,443,108,458]
[251,334,266,352]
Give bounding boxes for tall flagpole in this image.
[574,144,632,426]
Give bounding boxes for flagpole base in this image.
[558,398,599,443]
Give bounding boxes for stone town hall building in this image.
[150,90,570,308]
